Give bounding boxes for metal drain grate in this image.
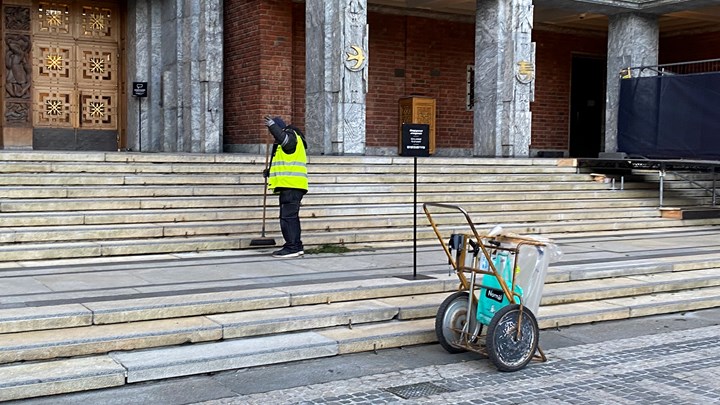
[383,381,452,399]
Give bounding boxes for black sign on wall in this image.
[400,123,430,157]
[132,82,148,97]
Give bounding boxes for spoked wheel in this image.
[435,291,482,354]
[486,304,539,372]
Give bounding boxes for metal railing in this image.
[621,58,720,78]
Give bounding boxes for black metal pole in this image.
[138,98,142,152]
[413,155,417,279]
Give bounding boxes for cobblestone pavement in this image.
[199,325,720,405]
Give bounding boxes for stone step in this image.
[0,205,660,232]
[1,259,717,336]
[0,180,618,199]
[2,218,719,261]
[537,285,720,328]
[0,189,697,214]
[0,205,660,229]
[0,207,662,244]
[2,283,718,399]
[0,161,580,176]
[0,317,221,364]
[0,356,125,402]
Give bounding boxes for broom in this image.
[249,140,277,247]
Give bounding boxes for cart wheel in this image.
[435,291,482,354]
[486,304,539,372]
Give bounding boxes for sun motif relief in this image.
[89,13,105,30]
[89,102,105,117]
[46,54,63,70]
[45,9,63,26]
[89,58,105,73]
[46,100,63,115]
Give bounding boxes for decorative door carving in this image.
[31,0,119,140]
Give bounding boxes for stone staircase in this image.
[1,151,720,401]
[0,151,717,263]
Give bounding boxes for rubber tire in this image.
[486,304,539,372]
[435,291,482,354]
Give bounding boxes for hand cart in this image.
[424,202,552,372]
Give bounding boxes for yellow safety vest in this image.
[268,133,308,192]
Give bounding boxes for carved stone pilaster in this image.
[306,0,368,155]
[474,0,535,158]
[126,0,223,153]
[3,5,32,128]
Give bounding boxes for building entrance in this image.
[29,0,121,150]
[569,55,606,158]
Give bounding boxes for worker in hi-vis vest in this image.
[263,116,308,258]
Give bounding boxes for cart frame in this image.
[424,202,549,370]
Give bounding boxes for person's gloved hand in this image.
[262,168,270,178]
[264,116,275,127]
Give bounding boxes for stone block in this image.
[318,319,435,354]
[0,304,92,334]
[0,317,221,364]
[111,332,338,383]
[87,289,291,324]
[278,277,446,306]
[209,300,398,339]
[0,356,125,402]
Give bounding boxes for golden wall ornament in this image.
[344,45,366,71]
[88,13,105,30]
[89,57,105,73]
[516,60,535,84]
[89,102,105,117]
[45,9,62,26]
[46,99,63,115]
[46,54,63,70]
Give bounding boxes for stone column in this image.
[604,13,658,153]
[126,0,223,153]
[474,0,535,157]
[306,0,368,155]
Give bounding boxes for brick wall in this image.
[660,30,720,63]
[531,29,607,151]
[233,6,610,152]
[366,15,475,149]
[233,7,720,153]
[224,0,294,146]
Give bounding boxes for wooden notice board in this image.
[399,97,436,154]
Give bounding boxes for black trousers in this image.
[277,188,305,252]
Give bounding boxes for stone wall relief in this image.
[4,5,33,127]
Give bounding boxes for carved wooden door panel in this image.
[31,0,119,150]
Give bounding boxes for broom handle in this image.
[260,139,271,237]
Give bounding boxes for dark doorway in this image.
[569,55,606,158]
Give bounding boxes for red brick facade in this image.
[224,0,294,147]
[531,30,607,151]
[225,1,720,154]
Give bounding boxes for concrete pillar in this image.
[306,0,368,155]
[604,12,658,153]
[126,0,223,153]
[474,0,535,157]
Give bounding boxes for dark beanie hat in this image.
[273,117,286,129]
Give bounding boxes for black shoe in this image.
[272,248,304,258]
